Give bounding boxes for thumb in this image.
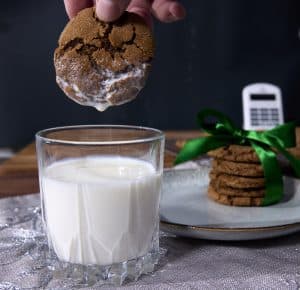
[96,0,130,22]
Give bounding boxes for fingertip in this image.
[127,7,153,29]
[169,2,186,20]
[64,0,76,18]
[64,0,93,19]
[152,0,186,23]
[96,0,129,22]
[66,10,75,19]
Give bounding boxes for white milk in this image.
[40,156,161,266]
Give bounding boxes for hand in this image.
[64,0,186,27]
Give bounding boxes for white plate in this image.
[160,168,300,241]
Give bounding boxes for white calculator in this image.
[242,83,284,131]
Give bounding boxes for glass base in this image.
[48,248,160,287]
[46,225,160,287]
[43,221,161,287]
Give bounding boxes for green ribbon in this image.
[175,109,300,205]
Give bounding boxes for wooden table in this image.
[0,131,201,197]
[2,129,300,198]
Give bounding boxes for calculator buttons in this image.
[250,108,279,127]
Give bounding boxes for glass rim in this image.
[36,125,165,145]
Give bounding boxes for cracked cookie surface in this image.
[211,159,264,177]
[208,145,260,163]
[54,8,154,111]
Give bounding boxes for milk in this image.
[40,156,161,266]
[56,63,147,112]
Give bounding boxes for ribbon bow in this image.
[175,109,300,205]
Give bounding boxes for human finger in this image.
[64,0,93,18]
[151,0,185,22]
[127,0,152,27]
[95,0,131,22]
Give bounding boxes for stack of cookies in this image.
[207,145,266,206]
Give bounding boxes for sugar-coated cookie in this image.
[54,8,154,111]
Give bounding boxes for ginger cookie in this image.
[209,180,265,197]
[54,8,154,111]
[210,172,265,189]
[208,145,260,163]
[211,159,264,177]
[208,185,263,206]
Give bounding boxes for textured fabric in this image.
[0,194,300,289]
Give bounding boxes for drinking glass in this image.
[36,125,165,285]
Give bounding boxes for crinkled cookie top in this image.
[55,8,154,72]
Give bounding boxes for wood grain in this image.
[0,131,200,197]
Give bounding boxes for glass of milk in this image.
[36,125,164,285]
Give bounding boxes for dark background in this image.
[1,0,300,148]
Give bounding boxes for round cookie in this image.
[54,8,154,111]
[210,171,265,189]
[209,180,265,197]
[208,145,260,163]
[208,185,263,206]
[211,159,264,177]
